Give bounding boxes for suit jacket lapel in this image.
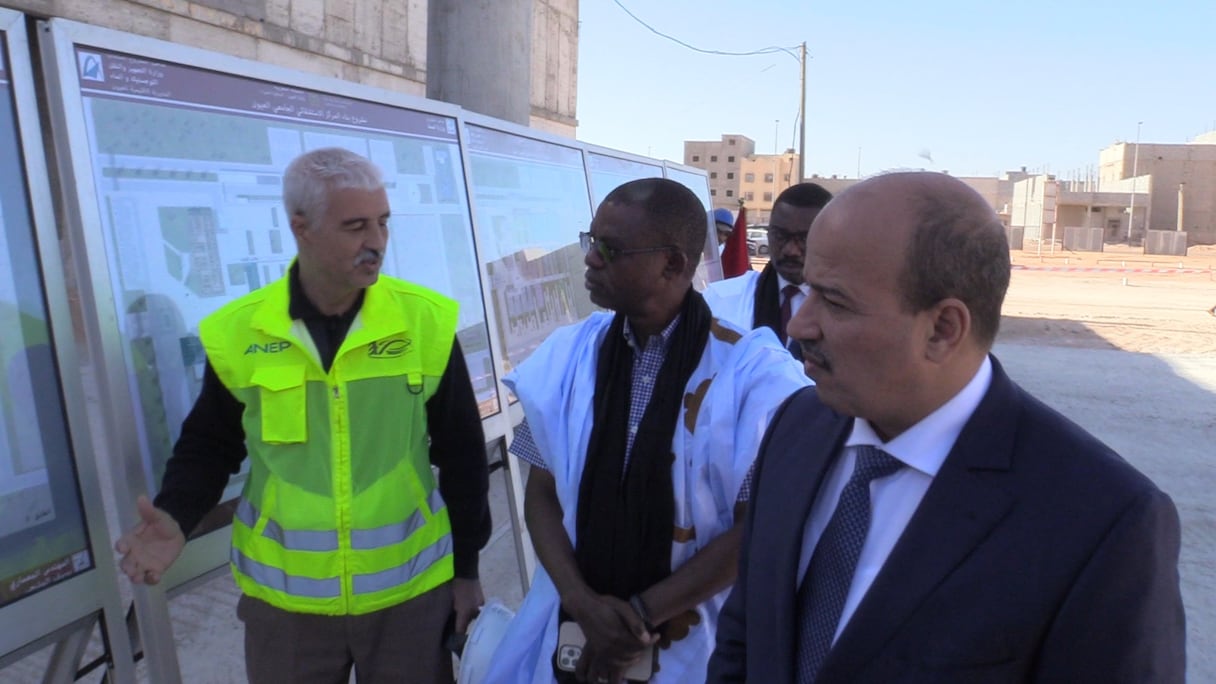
[759,395,851,682]
[820,357,1025,680]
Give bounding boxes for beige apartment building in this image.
[1094,132,1216,245]
[690,123,1216,253]
[738,150,799,224]
[803,171,1026,230]
[684,134,806,223]
[685,133,1032,229]
[1011,132,1216,252]
[1012,173,1147,251]
[684,134,755,210]
[0,0,579,134]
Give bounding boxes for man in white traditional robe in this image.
[483,178,809,684]
[702,183,832,359]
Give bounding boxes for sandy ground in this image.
[3,245,1214,682]
[1000,244,1216,355]
[997,243,1215,681]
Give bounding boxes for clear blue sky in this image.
[575,0,1216,180]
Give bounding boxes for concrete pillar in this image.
[427,0,533,125]
[1177,183,1185,232]
[1144,192,1152,237]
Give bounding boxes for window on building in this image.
[710,155,718,162]
[728,156,735,162]
[728,138,736,145]
[710,189,717,196]
[744,172,755,182]
[745,191,754,201]
[726,172,735,180]
[764,173,774,182]
[692,155,700,162]
[763,192,773,202]
[710,172,718,179]
[726,190,734,197]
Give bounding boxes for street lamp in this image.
[1126,121,1142,244]
[798,41,806,182]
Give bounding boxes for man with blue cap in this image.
[712,207,735,253]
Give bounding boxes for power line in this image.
[609,0,799,59]
[608,0,809,180]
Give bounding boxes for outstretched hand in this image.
[115,495,185,585]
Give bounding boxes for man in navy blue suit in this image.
[707,171,1186,683]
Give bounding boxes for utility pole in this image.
[1027,176,1039,257]
[798,41,807,183]
[1126,120,1142,244]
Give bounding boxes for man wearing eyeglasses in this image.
[702,183,832,358]
[484,178,809,684]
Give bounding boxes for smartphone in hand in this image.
[556,621,654,681]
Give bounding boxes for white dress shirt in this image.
[777,273,810,316]
[796,356,993,644]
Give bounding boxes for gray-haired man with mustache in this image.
[115,147,491,683]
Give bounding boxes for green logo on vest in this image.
[368,338,411,358]
[244,341,292,354]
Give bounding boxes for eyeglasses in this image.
[767,226,809,246]
[579,232,676,263]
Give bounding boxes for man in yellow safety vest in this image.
[115,147,491,683]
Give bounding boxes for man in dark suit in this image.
[706,171,1186,683]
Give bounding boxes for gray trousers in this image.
[237,583,455,684]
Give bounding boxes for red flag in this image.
[720,204,750,278]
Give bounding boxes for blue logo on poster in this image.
[79,53,105,82]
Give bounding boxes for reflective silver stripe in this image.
[351,534,453,595]
[263,520,340,552]
[350,509,426,550]
[349,489,447,550]
[230,547,341,598]
[428,488,446,515]
[235,498,258,528]
[237,497,340,552]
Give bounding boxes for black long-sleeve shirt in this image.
[155,273,490,578]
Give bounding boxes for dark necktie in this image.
[795,446,904,683]
[778,284,800,345]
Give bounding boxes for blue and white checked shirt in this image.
[510,314,681,478]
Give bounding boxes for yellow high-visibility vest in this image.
[200,272,458,615]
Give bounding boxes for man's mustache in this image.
[354,249,383,266]
[798,341,831,371]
